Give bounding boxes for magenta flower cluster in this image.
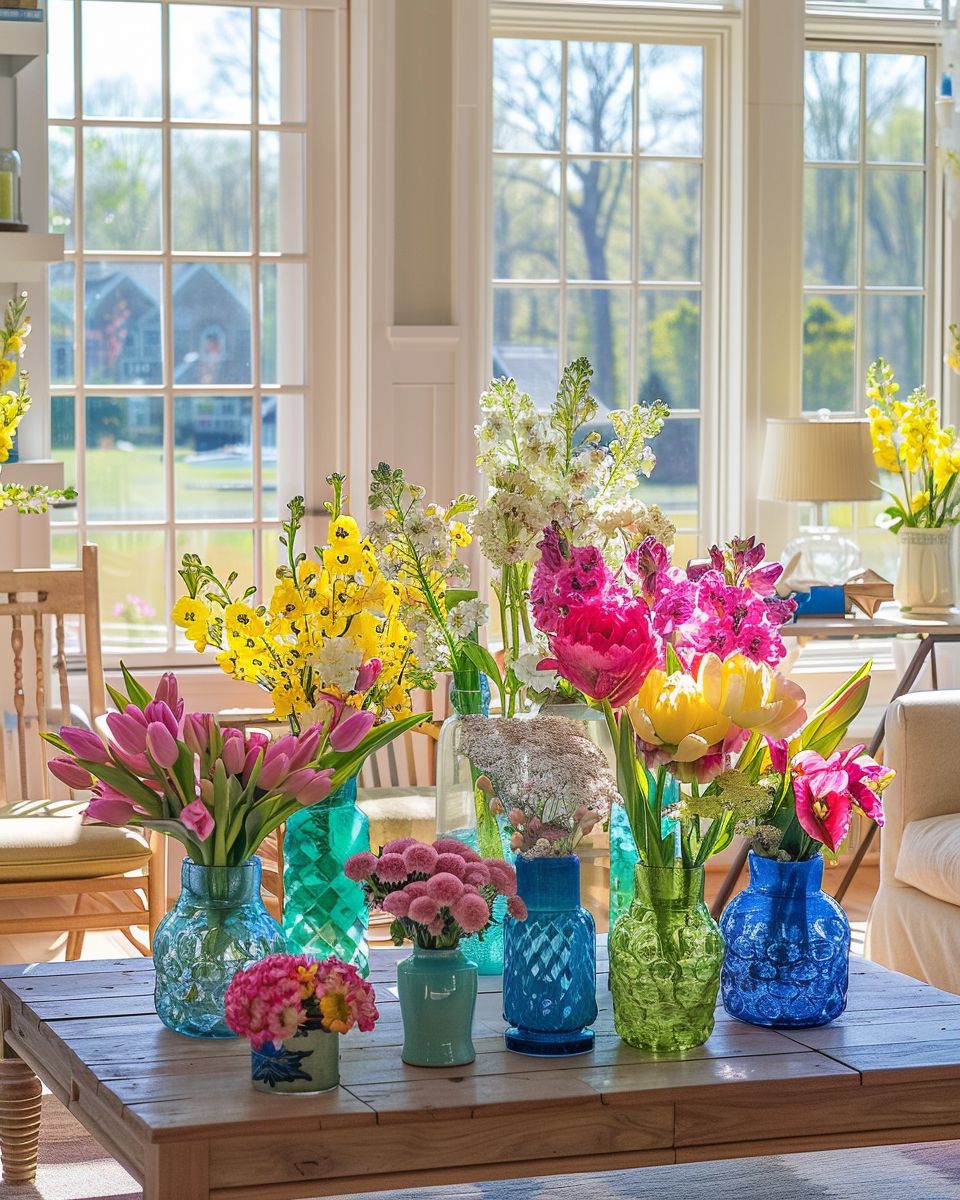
[346,837,526,949]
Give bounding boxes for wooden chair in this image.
[0,545,165,959]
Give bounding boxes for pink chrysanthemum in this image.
[451,891,490,934]
[382,837,417,856]
[483,859,518,896]
[426,871,464,906]
[462,862,491,887]
[433,837,479,861]
[506,895,528,921]
[408,895,441,925]
[382,889,412,917]
[374,853,408,883]
[433,852,467,878]
[344,851,378,881]
[402,842,439,876]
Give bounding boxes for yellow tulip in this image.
[627,667,732,764]
[700,653,807,741]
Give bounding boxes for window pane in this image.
[261,263,306,386]
[50,395,76,522]
[49,263,75,385]
[259,9,305,124]
[170,4,252,122]
[260,132,306,254]
[82,1,161,119]
[492,158,560,280]
[634,417,699,522]
[567,288,630,410]
[567,42,633,154]
[98,530,168,653]
[86,396,164,520]
[863,292,924,396]
[638,44,703,157]
[266,396,305,520]
[262,527,285,599]
[47,0,75,119]
[866,54,925,164]
[637,162,701,281]
[492,287,559,407]
[83,127,162,252]
[637,290,701,411]
[803,293,856,413]
[493,39,561,152]
[84,262,163,387]
[566,161,631,281]
[171,130,251,252]
[52,531,79,567]
[804,166,857,286]
[804,51,860,162]
[864,169,924,286]
[174,529,253,648]
[172,263,252,385]
[49,126,75,251]
[175,397,253,520]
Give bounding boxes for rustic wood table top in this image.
[2,946,960,1200]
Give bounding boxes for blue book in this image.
[0,8,44,20]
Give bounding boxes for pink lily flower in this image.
[329,709,377,752]
[180,798,215,841]
[59,725,111,764]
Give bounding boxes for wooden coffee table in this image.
[2,946,960,1200]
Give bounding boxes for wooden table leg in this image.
[0,1057,42,1185]
[144,1141,210,1200]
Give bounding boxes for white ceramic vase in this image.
[894,527,956,613]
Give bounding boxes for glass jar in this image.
[0,150,22,226]
[608,863,724,1052]
[282,777,371,974]
[153,858,285,1039]
[503,854,597,1055]
[720,851,850,1027]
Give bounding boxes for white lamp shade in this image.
[758,417,877,503]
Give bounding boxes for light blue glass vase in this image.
[608,771,679,928]
[720,851,850,1028]
[396,944,478,1066]
[153,858,285,1039]
[503,854,597,1056]
[282,777,370,975]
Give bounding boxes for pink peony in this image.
[540,595,663,707]
[402,842,439,876]
[374,853,408,883]
[451,891,490,934]
[180,798,215,841]
[506,895,528,921]
[344,851,378,881]
[426,872,464,906]
[408,895,441,925]
[433,852,467,878]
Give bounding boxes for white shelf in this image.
[0,231,64,282]
[0,18,45,78]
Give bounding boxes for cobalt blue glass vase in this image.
[720,851,850,1028]
[503,854,598,1056]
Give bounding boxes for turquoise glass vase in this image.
[720,851,850,1027]
[503,855,597,1055]
[608,771,679,928]
[153,858,285,1039]
[282,778,370,974]
[396,944,478,1066]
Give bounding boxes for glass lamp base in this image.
[504,1026,595,1057]
[783,526,861,585]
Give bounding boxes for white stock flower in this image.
[313,635,363,691]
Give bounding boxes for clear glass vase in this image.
[503,854,597,1056]
[720,851,850,1028]
[608,863,724,1052]
[608,771,679,929]
[282,777,370,974]
[153,858,285,1039]
[435,687,510,975]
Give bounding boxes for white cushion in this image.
[896,813,960,907]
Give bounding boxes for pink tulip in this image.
[287,725,322,771]
[182,712,211,755]
[83,792,138,825]
[112,746,152,777]
[256,752,290,792]
[153,672,184,720]
[268,734,297,761]
[293,769,334,806]
[145,722,179,769]
[329,709,377,752]
[354,658,382,693]
[144,700,179,739]
[59,725,110,764]
[540,595,663,707]
[180,798,215,841]
[48,757,94,790]
[106,708,148,755]
[220,735,246,776]
[245,730,270,754]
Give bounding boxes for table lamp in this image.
[758,412,878,584]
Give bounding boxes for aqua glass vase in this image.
[608,863,724,1052]
[251,1023,340,1094]
[282,777,370,974]
[608,772,679,929]
[720,851,850,1027]
[396,944,478,1066]
[153,858,285,1039]
[435,687,511,975]
[503,855,597,1056]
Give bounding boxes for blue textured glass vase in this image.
[720,851,850,1028]
[282,777,371,974]
[608,772,678,929]
[153,858,285,1038]
[503,855,597,1056]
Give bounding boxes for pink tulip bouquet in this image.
[44,665,425,866]
[345,837,526,949]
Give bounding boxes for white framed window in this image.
[46,0,308,660]
[489,17,731,564]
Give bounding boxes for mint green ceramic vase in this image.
[396,944,478,1067]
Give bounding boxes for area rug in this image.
[3,1095,960,1200]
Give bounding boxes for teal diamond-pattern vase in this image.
[282,777,370,974]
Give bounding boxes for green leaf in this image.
[119,662,152,710]
[106,683,129,714]
[459,641,506,712]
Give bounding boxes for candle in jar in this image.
[0,172,12,223]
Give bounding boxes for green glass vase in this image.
[608,863,724,1052]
